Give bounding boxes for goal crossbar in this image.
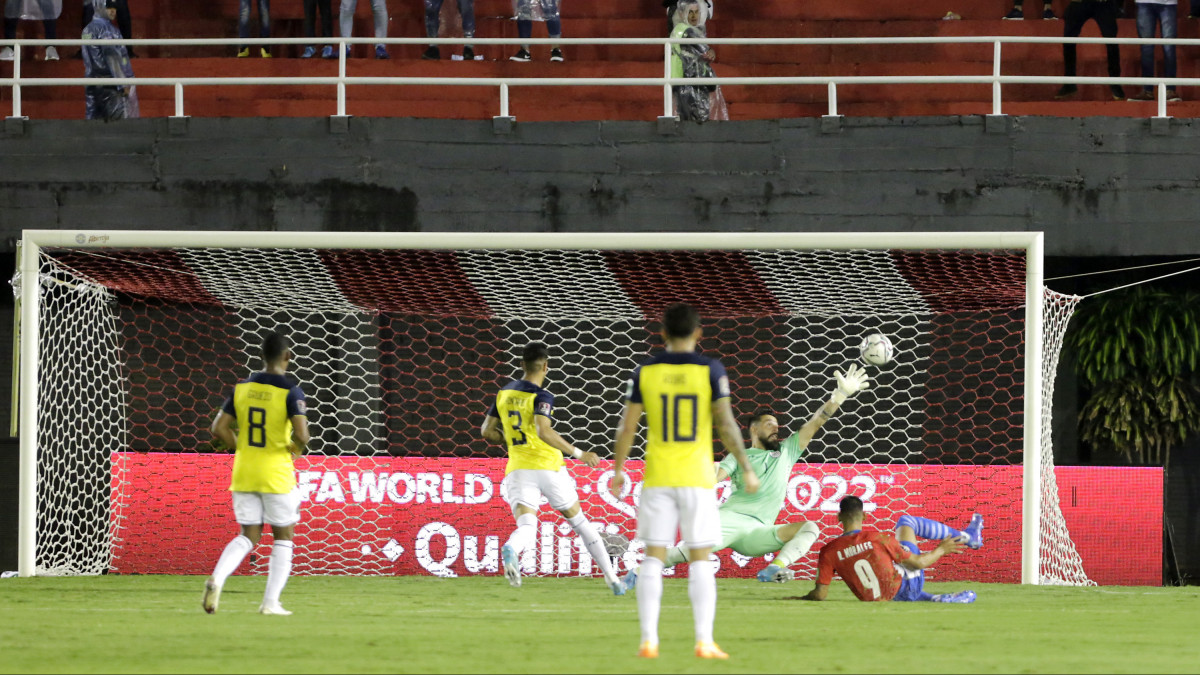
[16,229,1046,583]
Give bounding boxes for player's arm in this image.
[290,415,310,456]
[791,364,871,448]
[712,397,759,494]
[801,583,830,601]
[900,537,966,570]
[609,401,643,497]
[210,410,237,451]
[535,414,599,468]
[480,414,504,444]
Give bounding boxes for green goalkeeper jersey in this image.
[717,434,806,524]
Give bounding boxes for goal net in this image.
[17,232,1091,585]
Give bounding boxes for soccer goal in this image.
[15,230,1090,585]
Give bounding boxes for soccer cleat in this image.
[501,544,521,588]
[608,578,626,596]
[550,48,564,62]
[510,48,531,62]
[621,569,638,593]
[375,45,390,59]
[1003,7,1023,18]
[422,45,440,60]
[637,641,659,658]
[301,46,317,59]
[756,563,794,583]
[258,602,293,615]
[932,590,977,603]
[695,641,730,659]
[462,46,474,60]
[321,45,335,59]
[202,577,221,614]
[236,47,250,58]
[959,513,984,549]
[260,47,272,58]
[44,46,59,61]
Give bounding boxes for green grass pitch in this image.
[0,575,1197,673]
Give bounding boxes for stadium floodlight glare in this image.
[15,230,1089,585]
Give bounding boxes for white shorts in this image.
[501,468,580,512]
[637,486,720,549]
[232,490,301,527]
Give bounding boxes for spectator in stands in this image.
[422,0,475,60]
[80,0,131,56]
[1003,0,1057,19]
[339,0,389,59]
[83,0,138,120]
[670,0,727,122]
[1127,0,1181,101]
[662,0,712,34]
[238,0,271,58]
[510,0,564,62]
[1054,0,1124,101]
[301,0,334,58]
[1,0,62,61]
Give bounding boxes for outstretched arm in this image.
[536,415,599,467]
[609,402,643,497]
[791,364,871,449]
[712,398,758,494]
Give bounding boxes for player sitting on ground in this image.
[801,496,982,603]
[204,331,310,616]
[481,341,626,596]
[627,364,871,586]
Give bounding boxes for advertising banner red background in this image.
[112,454,1160,585]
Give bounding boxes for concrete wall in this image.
[1,115,1199,256]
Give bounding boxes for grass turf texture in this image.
[0,576,1197,673]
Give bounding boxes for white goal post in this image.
[15,230,1085,585]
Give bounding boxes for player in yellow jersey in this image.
[203,331,310,616]
[481,342,627,596]
[610,303,760,660]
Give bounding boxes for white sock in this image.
[688,559,717,644]
[773,521,820,568]
[637,556,664,646]
[566,513,618,584]
[664,545,688,567]
[262,540,294,607]
[505,513,538,556]
[211,534,253,587]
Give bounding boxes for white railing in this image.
[1,35,1197,121]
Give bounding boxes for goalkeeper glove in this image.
[831,364,870,405]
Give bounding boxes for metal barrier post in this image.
[174,83,184,117]
[992,40,1002,116]
[11,44,21,118]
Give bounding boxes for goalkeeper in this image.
[628,364,872,585]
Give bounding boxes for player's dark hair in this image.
[521,342,549,371]
[261,331,290,365]
[839,496,865,518]
[745,410,776,429]
[662,302,701,339]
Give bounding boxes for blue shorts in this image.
[891,541,930,602]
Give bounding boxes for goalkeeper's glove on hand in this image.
[831,364,870,405]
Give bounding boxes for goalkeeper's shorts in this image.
[719,511,787,557]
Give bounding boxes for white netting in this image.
[25,243,1089,585]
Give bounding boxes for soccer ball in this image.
[859,333,894,366]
